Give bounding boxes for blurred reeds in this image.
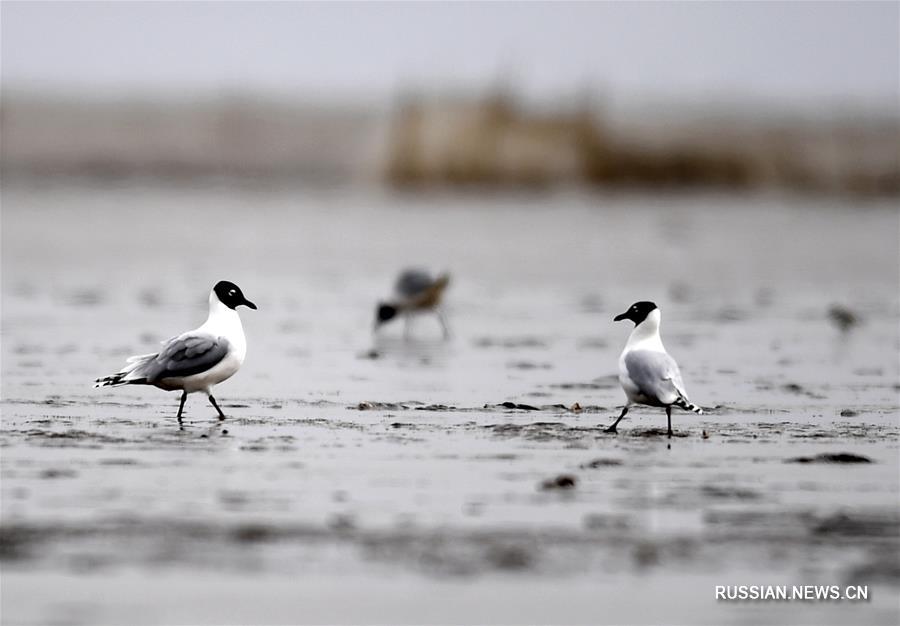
[1,93,377,185]
[2,90,897,196]
[386,91,899,196]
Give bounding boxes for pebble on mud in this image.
[540,474,577,490]
[358,401,374,410]
[570,402,582,413]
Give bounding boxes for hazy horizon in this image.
[3,2,898,111]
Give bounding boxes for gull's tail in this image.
[674,397,704,415]
[94,353,155,388]
[434,273,451,291]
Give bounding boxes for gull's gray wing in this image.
[395,269,435,299]
[624,350,688,406]
[138,333,229,382]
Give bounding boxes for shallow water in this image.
[2,182,899,625]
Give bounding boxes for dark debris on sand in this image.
[357,401,460,411]
[484,422,606,442]
[580,458,624,469]
[548,375,619,391]
[844,555,900,585]
[812,512,900,538]
[506,360,553,370]
[827,304,860,333]
[355,400,600,414]
[489,402,542,411]
[700,485,762,501]
[785,453,873,464]
[473,336,548,349]
[357,401,407,411]
[781,383,826,399]
[24,429,128,446]
[630,428,690,438]
[485,402,604,414]
[539,475,577,490]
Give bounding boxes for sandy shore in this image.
[2,184,898,624]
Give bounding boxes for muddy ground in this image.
[2,183,898,625]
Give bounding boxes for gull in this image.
[375,268,451,339]
[605,301,702,437]
[95,281,257,423]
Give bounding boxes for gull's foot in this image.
[604,424,618,434]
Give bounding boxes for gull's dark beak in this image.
[243,299,258,310]
[613,311,628,322]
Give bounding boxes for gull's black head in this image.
[614,301,657,325]
[375,303,398,326]
[214,281,257,310]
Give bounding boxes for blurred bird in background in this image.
[375,269,451,340]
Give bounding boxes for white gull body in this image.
[95,281,256,421]
[607,303,702,437]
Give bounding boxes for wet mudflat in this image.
[2,183,898,625]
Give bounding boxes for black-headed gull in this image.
[605,301,702,437]
[95,280,256,422]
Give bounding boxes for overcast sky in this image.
[3,1,898,108]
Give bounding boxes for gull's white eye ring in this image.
[229,289,236,296]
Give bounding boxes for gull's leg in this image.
[605,406,629,433]
[436,308,450,340]
[208,395,226,421]
[666,405,673,438]
[176,391,188,423]
[403,313,412,341]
